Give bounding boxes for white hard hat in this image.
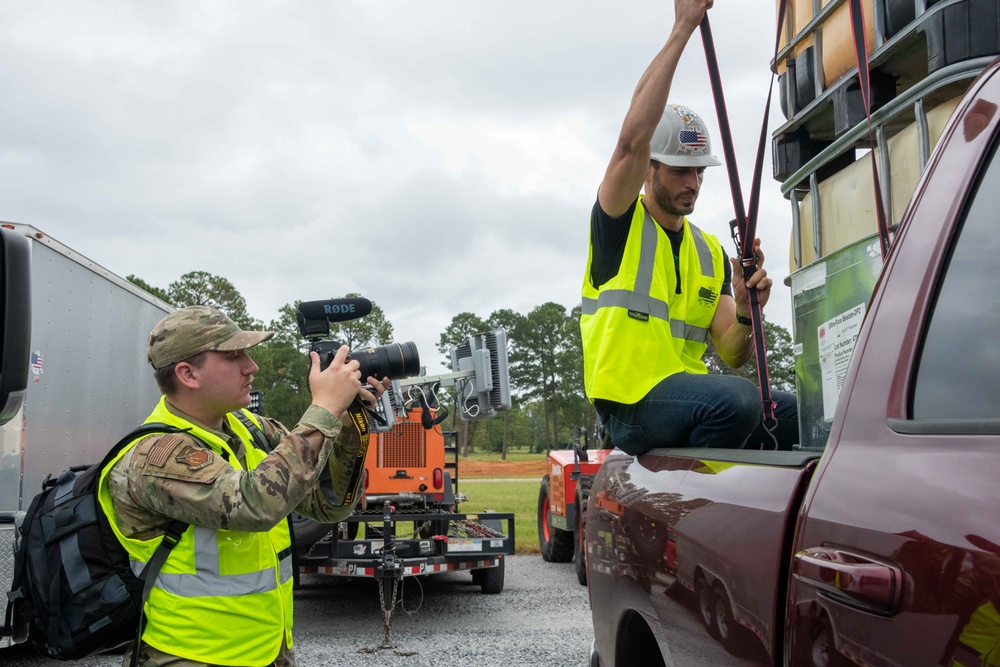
[650,104,722,168]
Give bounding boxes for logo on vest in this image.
[627,310,649,322]
[698,286,718,307]
[175,446,214,471]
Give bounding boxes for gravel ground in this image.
[3,556,594,667]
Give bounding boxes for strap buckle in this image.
[161,521,187,550]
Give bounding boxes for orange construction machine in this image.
[537,434,611,586]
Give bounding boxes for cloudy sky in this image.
[2,1,796,372]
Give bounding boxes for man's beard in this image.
[651,178,697,217]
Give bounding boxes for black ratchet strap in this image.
[699,7,787,429]
[849,0,892,260]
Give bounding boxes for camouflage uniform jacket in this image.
[107,398,363,540]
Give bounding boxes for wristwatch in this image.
[736,314,752,326]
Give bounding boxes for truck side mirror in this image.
[0,226,31,426]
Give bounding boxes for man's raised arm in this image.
[598,0,713,218]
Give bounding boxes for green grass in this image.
[461,449,547,463]
[457,480,540,555]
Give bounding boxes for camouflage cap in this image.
[147,305,274,369]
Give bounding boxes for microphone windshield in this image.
[297,298,373,323]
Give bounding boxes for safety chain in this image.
[357,577,417,656]
[457,519,504,538]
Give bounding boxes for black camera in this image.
[312,339,420,380]
[295,298,420,381]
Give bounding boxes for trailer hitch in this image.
[358,501,416,657]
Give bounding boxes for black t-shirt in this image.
[589,197,733,296]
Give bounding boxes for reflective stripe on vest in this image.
[581,199,725,404]
[129,527,294,597]
[581,208,714,345]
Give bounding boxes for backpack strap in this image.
[130,518,187,667]
[97,422,186,470]
[233,410,273,453]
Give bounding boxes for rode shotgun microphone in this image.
[297,298,373,322]
[296,297,373,338]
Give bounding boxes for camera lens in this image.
[354,341,420,380]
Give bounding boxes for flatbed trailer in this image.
[297,505,514,595]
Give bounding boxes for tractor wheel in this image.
[538,475,575,562]
[478,559,505,594]
[573,475,593,586]
[289,513,335,557]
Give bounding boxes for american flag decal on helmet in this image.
[677,126,709,155]
[679,129,707,147]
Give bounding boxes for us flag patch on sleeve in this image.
[147,434,184,467]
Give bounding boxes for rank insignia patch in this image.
[175,446,214,471]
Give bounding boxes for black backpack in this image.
[2,423,192,661]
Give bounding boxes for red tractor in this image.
[537,441,611,585]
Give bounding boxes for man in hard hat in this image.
[101,305,388,666]
[580,0,798,454]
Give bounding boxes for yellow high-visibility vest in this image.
[581,197,725,404]
[98,397,294,666]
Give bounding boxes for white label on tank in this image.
[818,303,866,421]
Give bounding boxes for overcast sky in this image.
[2,1,796,372]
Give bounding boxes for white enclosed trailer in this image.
[0,222,172,649]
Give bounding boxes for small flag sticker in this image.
[678,128,708,154]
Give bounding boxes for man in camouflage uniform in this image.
[103,305,386,666]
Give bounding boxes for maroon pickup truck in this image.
[585,58,1000,667]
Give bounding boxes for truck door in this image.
[788,65,1000,667]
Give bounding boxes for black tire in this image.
[573,475,593,586]
[806,622,851,667]
[289,513,335,556]
[695,575,716,638]
[538,475,574,562]
[478,559,504,594]
[628,511,667,563]
[713,585,752,657]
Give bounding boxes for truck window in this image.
[912,138,1000,421]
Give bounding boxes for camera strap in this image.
[357,395,388,428]
[338,401,373,507]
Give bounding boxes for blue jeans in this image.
[596,373,799,454]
